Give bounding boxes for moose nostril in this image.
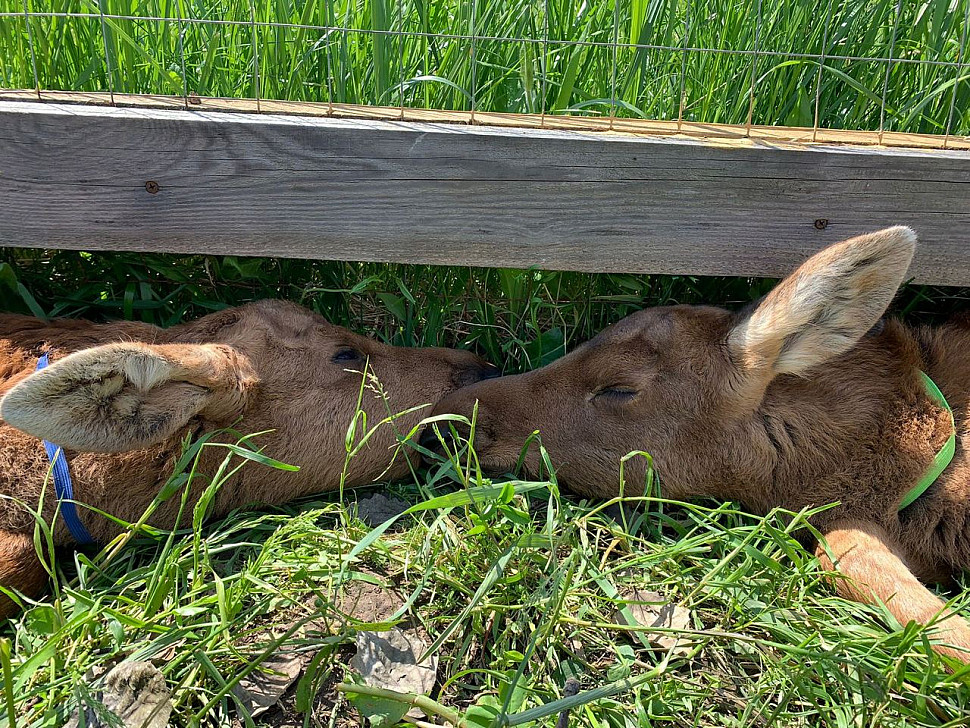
[455,361,501,388]
[480,363,501,380]
[419,424,454,455]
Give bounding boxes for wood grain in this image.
[2,99,969,285]
[4,90,969,151]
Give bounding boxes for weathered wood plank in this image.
[4,90,969,151]
[1,100,969,285]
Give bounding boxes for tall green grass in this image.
[1,0,968,135]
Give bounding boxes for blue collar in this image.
[35,355,94,545]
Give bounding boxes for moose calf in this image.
[0,299,495,617]
[427,226,970,662]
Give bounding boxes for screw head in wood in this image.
[814,218,829,229]
[145,181,160,194]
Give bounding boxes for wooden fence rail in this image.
[1,98,968,285]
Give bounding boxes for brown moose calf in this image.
[0,299,495,617]
[427,226,970,663]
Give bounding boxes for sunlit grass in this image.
[0,0,967,135]
[5,409,970,728]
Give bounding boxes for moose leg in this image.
[817,519,970,663]
[0,530,48,619]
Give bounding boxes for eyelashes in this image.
[593,386,638,403]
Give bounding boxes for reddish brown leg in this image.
[0,530,48,619]
[817,519,970,663]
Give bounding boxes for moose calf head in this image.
[0,300,497,528]
[428,226,970,664]
[7,235,970,662]
[426,227,918,507]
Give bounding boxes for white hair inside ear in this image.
[729,226,916,377]
[0,342,257,453]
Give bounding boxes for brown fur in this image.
[427,227,970,663]
[0,300,494,616]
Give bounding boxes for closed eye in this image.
[593,386,638,403]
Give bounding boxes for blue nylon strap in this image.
[35,354,95,545]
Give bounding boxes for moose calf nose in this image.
[479,362,502,380]
[455,360,502,388]
[418,422,456,456]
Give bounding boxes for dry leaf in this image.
[232,651,304,718]
[615,588,693,657]
[230,609,323,719]
[67,661,172,728]
[351,628,437,695]
[350,627,438,722]
[230,579,412,720]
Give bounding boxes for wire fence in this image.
[1,1,968,143]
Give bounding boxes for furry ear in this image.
[728,226,916,379]
[0,342,258,453]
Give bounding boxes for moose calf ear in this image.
[728,226,916,380]
[0,342,258,453]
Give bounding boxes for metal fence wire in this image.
[1,1,968,144]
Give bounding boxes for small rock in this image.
[356,493,410,527]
